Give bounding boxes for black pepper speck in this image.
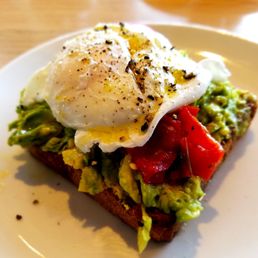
[33,199,39,205]
[163,66,169,73]
[137,97,143,103]
[16,214,22,221]
[105,40,112,45]
[141,122,149,132]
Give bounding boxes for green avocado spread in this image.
[8,101,75,152]
[119,155,204,222]
[195,81,256,143]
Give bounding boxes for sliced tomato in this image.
[155,115,182,150]
[127,105,224,184]
[128,149,176,184]
[183,105,199,117]
[127,116,181,184]
[178,106,224,181]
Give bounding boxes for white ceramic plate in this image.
[0,24,258,258]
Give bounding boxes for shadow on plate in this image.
[15,151,138,253]
[13,130,254,257]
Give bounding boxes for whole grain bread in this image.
[28,99,257,242]
[29,146,181,241]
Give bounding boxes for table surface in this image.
[1,0,258,68]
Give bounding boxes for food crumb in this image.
[32,199,39,205]
[91,160,97,166]
[16,214,22,221]
[129,163,137,170]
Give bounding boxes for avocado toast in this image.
[8,23,257,252]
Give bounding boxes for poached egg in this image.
[21,23,213,153]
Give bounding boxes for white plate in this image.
[0,24,258,258]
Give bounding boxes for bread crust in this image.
[28,100,257,242]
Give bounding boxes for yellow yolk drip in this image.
[79,115,147,145]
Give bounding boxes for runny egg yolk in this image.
[75,115,147,152]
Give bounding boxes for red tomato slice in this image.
[127,106,224,184]
[178,106,224,181]
[127,116,181,184]
[129,149,176,184]
[184,105,199,117]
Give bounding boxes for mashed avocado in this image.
[119,155,141,203]
[79,166,104,195]
[137,207,152,254]
[62,147,104,195]
[62,148,86,169]
[118,156,204,222]
[195,81,257,143]
[138,175,204,222]
[8,101,75,152]
[61,151,204,223]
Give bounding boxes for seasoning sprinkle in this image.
[172,114,178,120]
[163,66,169,73]
[33,199,39,205]
[137,97,143,103]
[141,122,149,132]
[125,59,136,73]
[147,95,155,100]
[105,40,112,45]
[16,214,22,221]
[183,72,196,80]
[91,161,97,166]
[119,136,126,142]
[168,82,177,92]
